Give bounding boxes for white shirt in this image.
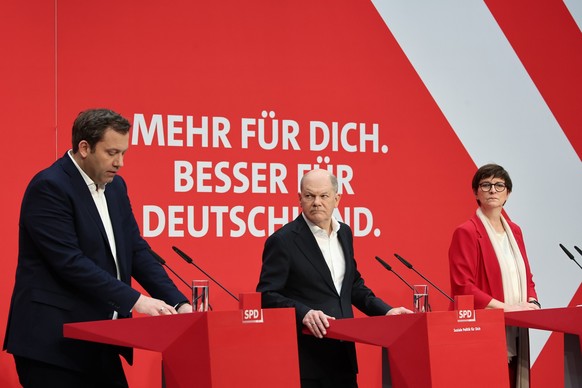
[302,214,346,294]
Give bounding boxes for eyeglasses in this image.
[478,182,507,192]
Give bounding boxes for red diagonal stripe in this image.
[486,0,582,161]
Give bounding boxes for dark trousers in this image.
[508,356,517,388]
[14,352,128,388]
[301,374,358,388]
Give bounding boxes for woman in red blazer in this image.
[449,163,540,388]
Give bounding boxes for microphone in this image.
[375,256,415,291]
[148,248,193,291]
[559,244,582,270]
[150,247,211,310]
[394,253,454,302]
[172,246,239,302]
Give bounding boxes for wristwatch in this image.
[529,299,541,308]
[174,301,190,311]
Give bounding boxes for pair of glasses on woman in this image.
[478,182,506,192]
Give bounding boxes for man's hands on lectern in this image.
[302,309,335,339]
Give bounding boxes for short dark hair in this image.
[72,109,131,153]
[471,163,513,195]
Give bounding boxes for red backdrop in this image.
[1,1,580,387]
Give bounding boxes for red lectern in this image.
[321,309,509,387]
[64,308,300,388]
[505,306,582,387]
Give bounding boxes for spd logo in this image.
[457,309,476,322]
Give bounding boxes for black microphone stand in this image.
[172,246,239,302]
[394,253,454,302]
[560,244,582,270]
[375,256,415,291]
[149,248,193,290]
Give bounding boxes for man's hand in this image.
[386,306,414,315]
[177,303,193,314]
[302,309,335,339]
[133,294,177,316]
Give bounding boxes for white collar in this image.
[68,150,105,192]
[302,213,341,236]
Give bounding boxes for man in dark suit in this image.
[257,169,412,388]
[3,109,192,388]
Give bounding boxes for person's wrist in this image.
[529,300,541,308]
[174,301,190,311]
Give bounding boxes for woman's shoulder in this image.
[452,214,485,240]
[455,213,481,231]
[504,217,523,236]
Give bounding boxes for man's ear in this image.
[77,140,90,158]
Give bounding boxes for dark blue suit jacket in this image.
[256,215,391,380]
[3,152,187,371]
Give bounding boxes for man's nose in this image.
[114,154,124,168]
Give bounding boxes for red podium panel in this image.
[64,308,300,388]
[505,307,582,387]
[505,306,582,337]
[322,309,509,387]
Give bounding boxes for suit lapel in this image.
[60,154,121,275]
[292,216,337,294]
[471,214,503,293]
[61,155,108,241]
[337,226,353,297]
[105,185,128,280]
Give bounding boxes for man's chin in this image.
[306,215,326,224]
